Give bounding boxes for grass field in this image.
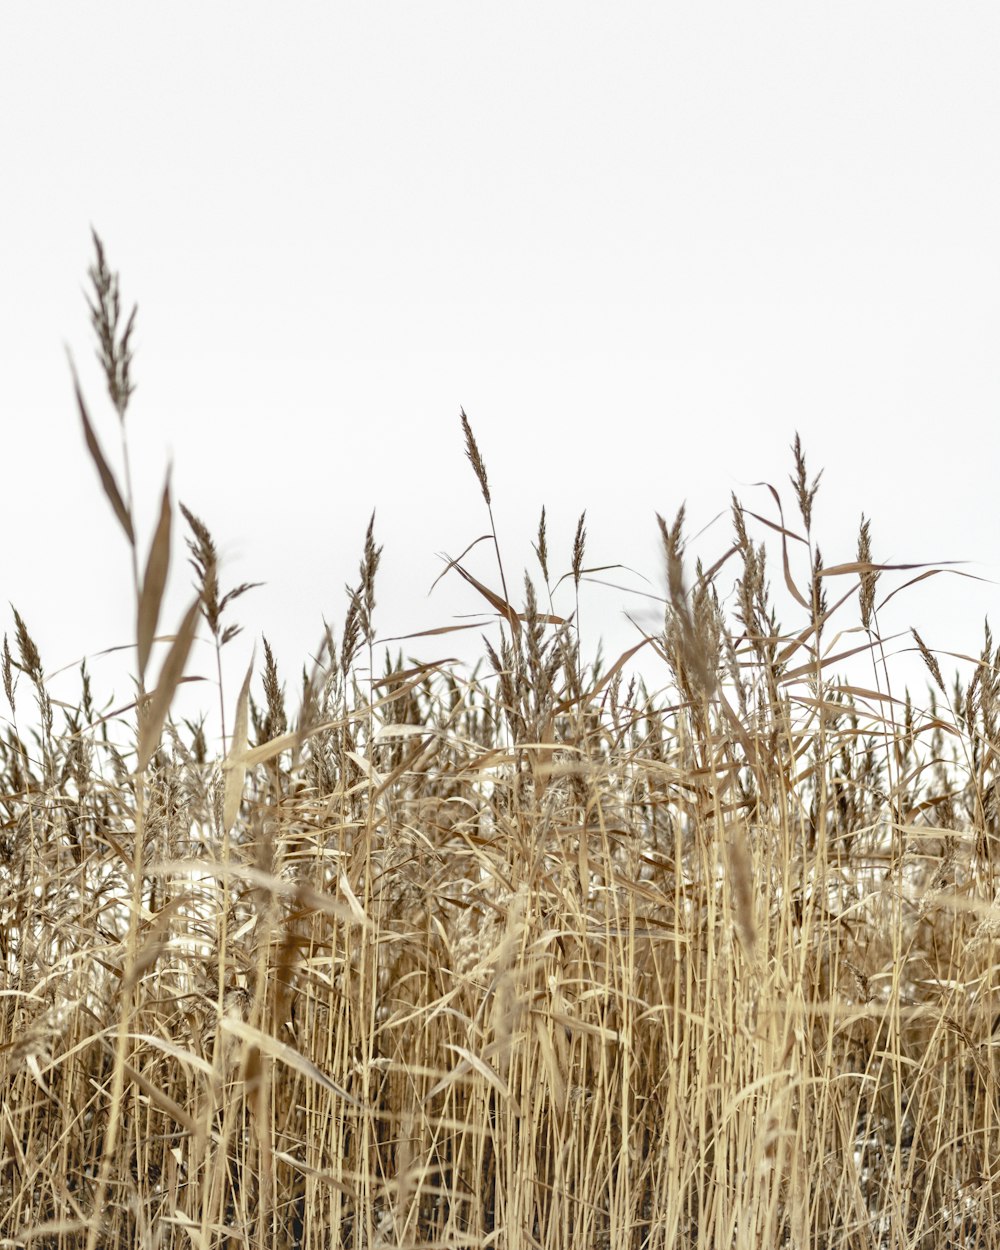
[2,235,998,1250]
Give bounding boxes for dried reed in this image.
[2,237,999,1250]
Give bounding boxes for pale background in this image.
[2,4,999,742]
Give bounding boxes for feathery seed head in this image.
[460,408,491,506]
[857,514,879,631]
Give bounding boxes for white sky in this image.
[3,5,999,739]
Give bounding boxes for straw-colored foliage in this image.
[2,236,1000,1249]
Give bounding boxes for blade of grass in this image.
[67,352,134,546]
[137,470,172,681]
[223,653,254,834]
[137,597,200,772]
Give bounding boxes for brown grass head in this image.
[460,406,491,506]
[789,429,822,533]
[571,509,586,590]
[533,504,549,584]
[86,227,137,422]
[857,512,879,631]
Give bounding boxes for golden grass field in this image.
[2,235,999,1249]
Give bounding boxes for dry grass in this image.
[2,236,1000,1250]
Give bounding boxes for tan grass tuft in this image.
[1,237,995,1250]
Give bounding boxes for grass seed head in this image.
[857,513,879,631]
[790,430,823,533]
[533,505,549,583]
[86,228,137,421]
[460,407,491,506]
[912,627,946,694]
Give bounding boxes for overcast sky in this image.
[3,5,999,738]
